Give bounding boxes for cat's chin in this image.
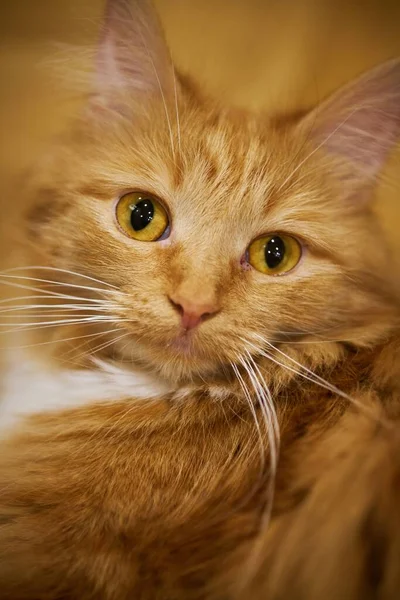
[113,329,225,382]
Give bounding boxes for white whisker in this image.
[0,279,112,304]
[235,354,280,595]
[0,314,114,321]
[231,361,266,472]
[0,295,110,307]
[0,315,120,327]
[0,318,127,335]
[239,355,279,489]
[0,274,115,297]
[244,334,390,427]
[0,304,116,315]
[245,352,279,455]
[1,266,119,290]
[254,334,354,402]
[0,328,122,351]
[87,331,130,358]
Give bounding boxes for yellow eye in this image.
[116,192,169,241]
[248,233,302,275]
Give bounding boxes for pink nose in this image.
[168,295,219,331]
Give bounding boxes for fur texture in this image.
[0,0,400,598]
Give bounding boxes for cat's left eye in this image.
[116,192,169,242]
[248,233,302,275]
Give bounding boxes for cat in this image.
[0,0,400,598]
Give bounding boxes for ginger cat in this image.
[0,1,400,598]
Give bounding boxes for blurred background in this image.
[0,0,399,254]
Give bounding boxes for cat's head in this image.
[24,0,400,382]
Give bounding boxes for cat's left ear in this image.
[298,58,400,196]
[93,0,174,105]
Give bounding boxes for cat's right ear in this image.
[91,0,174,109]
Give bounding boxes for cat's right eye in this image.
[116,192,170,242]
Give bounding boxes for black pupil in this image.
[130,199,154,231]
[265,236,285,269]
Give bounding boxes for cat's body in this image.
[1,340,400,599]
[1,0,400,598]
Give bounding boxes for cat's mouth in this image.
[110,321,228,380]
[167,331,196,355]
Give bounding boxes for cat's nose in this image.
[168,294,220,331]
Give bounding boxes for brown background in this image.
[0,0,399,255]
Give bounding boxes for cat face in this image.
[25,0,400,382]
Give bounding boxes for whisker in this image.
[254,334,355,402]
[0,315,121,327]
[56,328,127,367]
[231,361,266,472]
[0,279,112,304]
[0,274,115,297]
[0,328,122,351]
[0,315,115,322]
[245,352,279,453]
[244,334,390,427]
[239,355,279,486]
[56,330,132,370]
[235,355,280,593]
[0,305,116,315]
[0,295,110,307]
[1,266,119,290]
[87,331,130,358]
[0,318,127,335]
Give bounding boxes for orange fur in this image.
[1,1,400,598]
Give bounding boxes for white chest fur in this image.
[0,352,173,437]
